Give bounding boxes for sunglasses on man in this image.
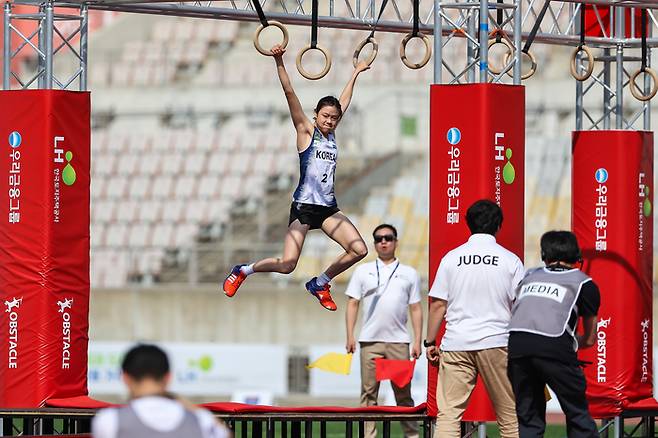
[374,234,396,243]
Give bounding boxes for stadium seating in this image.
[87,13,638,288]
[90,118,296,287]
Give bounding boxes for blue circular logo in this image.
[8,131,21,148]
[595,168,608,184]
[447,127,461,145]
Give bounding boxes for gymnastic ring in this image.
[296,44,332,80]
[487,38,514,75]
[503,49,538,80]
[630,68,658,102]
[570,45,594,81]
[253,21,289,56]
[353,36,378,67]
[399,33,432,70]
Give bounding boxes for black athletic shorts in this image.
[289,202,340,230]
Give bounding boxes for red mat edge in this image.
[46,396,427,414]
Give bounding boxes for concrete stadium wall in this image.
[90,279,429,344]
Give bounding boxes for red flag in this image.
[375,358,416,388]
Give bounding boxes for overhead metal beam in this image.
[34,2,656,48]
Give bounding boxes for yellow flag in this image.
[307,353,353,375]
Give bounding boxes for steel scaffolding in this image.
[3,0,658,130]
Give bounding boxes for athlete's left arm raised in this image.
[338,61,370,114]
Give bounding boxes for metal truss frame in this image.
[3,1,88,90]
[572,2,652,130]
[0,3,657,436]
[433,0,521,84]
[2,0,658,121]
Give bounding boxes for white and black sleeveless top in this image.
[117,404,202,438]
[292,128,338,207]
[509,267,591,350]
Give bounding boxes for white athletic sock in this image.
[240,264,255,276]
[316,272,332,286]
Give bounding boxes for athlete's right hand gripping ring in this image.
[399,33,432,69]
[353,36,379,67]
[253,21,290,56]
[630,68,658,102]
[503,49,538,80]
[570,44,594,81]
[487,38,514,75]
[296,45,332,80]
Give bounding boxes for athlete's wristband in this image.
[423,339,436,348]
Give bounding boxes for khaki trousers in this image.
[360,342,419,438]
[434,348,518,438]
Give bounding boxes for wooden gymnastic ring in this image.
[296,44,332,80]
[630,68,658,102]
[353,36,378,67]
[487,38,514,75]
[253,21,289,56]
[503,49,538,80]
[399,32,432,69]
[570,45,594,81]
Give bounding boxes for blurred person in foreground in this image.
[92,344,231,438]
[507,231,600,438]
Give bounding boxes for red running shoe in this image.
[305,277,337,311]
[223,265,247,297]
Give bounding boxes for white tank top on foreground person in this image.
[92,345,230,438]
[92,396,230,438]
[292,127,338,207]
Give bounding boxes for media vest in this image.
[508,267,591,348]
[117,404,203,438]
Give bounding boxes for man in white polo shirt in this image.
[425,199,523,438]
[346,223,422,438]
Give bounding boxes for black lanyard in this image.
[376,259,400,294]
[251,0,269,26]
[523,0,550,54]
[310,0,319,49]
[368,0,390,40]
[641,9,648,72]
[412,0,420,37]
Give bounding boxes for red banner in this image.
[0,90,90,407]
[585,5,642,39]
[572,131,653,418]
[428,84,525,419]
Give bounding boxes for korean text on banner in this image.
[0,90,90,407]
[572,130,653,418]
[428,84,525,419]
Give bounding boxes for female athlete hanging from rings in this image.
[223,44,371,311]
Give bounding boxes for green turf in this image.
[486,423,566,438]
